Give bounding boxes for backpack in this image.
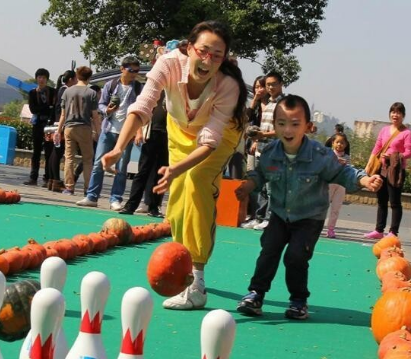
[108,77,142,98]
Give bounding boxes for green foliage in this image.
[2,100,26,119]
[262,49,301,87]
[41,0,328,84]
[0,117,33,150]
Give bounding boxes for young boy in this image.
[235,94,382,320]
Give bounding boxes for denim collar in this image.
[269,136,314,163]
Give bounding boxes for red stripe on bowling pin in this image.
[120,328,143,354]
[28,288,65,359]
[66,271,110,359]
[118,287,153,359]
[80,310,102,333]
[30,334,54,359]
[200,310,236,359]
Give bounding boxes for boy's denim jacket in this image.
[247,136,367,222]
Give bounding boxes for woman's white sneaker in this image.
[162,286,207,310]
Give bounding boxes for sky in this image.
[1,0,410,127]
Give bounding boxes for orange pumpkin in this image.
[100,231,119,248]
[382,271,408,284]
[371,288,411,343]
[131,226,144,244]
[377,257,411,281]
[25,239,47,258]
[380,246,405,261]
[0,251,10,275]
[101,218,133,245]
[384,348,411,359]
[382,278,411,293]
[373,235,402,258]
[147,242,194,297]
[378,327,411,359]
[0,189,6,203]
[72,234,93,256]
[88,232,108,253]
[1,249,24,275]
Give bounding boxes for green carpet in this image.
[0,202,380,358]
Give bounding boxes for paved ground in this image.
[1,164,410,259]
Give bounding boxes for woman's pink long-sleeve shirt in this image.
[127,49,240,148]
[372,125,411,168]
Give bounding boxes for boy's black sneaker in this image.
[285,301,308,320]
[237,291,263,316]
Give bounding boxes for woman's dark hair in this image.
[273,94,311,123]
[56,70,76,91]
[389,102,406,117]
[252,76,266,95]
[186,20,248,130]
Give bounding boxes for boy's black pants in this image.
[248,212,324,302]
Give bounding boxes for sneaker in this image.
[237,291,263,316]
[162,286,207,310]
[327,229,336,238]
[387,232,398,237]
[254,220,269,230]
[76,197,97,207]
[23,179,37,186]
[62,189,74,195]
[363,230,384,240]
[285,301,309,320]
[136,203,149,214]
[147,208,164,218]
[119,207,135,215]
[240,219,261,229]
[110,201,123,211]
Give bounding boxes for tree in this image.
[41,0,328,85]
[2,100,26,120]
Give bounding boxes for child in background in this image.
[326,133,351,238]
[235,94,382,320]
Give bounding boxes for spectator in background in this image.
[364,102,411,239]
[23,68,56,187]
[54,66,100,195]
[74,84,103,186]
[76,56,142,210]
[47,69,77,192]
[325,124,350,155]
[119,91,168,217]
[242,71,283,231]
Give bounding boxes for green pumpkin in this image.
[0,279,40,341]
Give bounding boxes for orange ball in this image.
[147,242,193,296]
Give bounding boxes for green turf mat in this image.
[0,203,380,358]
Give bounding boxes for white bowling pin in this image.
[118,287,154,359]
[28,288,66,359]
[66,271,111,359]
[20,257,69,359]
[201,309,236,359]
[0,272,6,359]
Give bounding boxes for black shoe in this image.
[119,207,135,215]
[147,209,165,218]
[23,179,37,186]
[285,301,308,320]
[237,291,263,316]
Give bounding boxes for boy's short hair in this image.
[121,56,140,67]
[35,68,50,80]
[76,66,93,81]
[265,70,283,84]
[273,94,311,123]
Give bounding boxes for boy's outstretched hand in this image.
[235,180,256,201]
[360,175,383,192]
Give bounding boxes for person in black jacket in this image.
[23,68,56,186]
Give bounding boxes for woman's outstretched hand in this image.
[153,166,176,194]
[101,149,122,174]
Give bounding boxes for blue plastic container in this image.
[0,125,17,165]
